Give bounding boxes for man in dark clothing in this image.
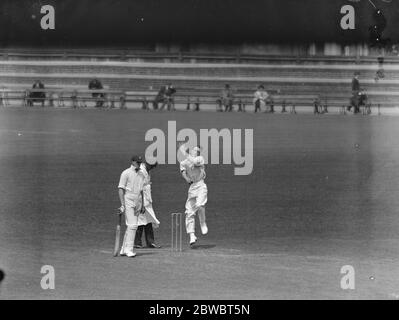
[352,72,360,93]
[166,84,177,111]
[88,78,105,108]
[349,72,361,113]
[134,223,161,249]
[155,83,176,111]
[153,86,165,110]
[217,84,234,112]
[28,80,45,107]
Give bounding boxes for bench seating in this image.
[1,85,398,115]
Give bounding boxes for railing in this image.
[0,87,326,114]
[1,86,396,115]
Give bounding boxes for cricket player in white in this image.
[118,156,145,258]
[179,144,208,246]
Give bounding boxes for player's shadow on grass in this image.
[0,269,4,283]
[190,244,216,250]
[136,252,157,256]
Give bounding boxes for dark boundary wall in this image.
[0,0,398,52]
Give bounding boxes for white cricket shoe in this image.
[200,222,208,235]
[189,233,197,246]
[126,251,136,258]
[198,211,208,235]
[120,248,126,256]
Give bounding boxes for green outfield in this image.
[1,108,399,299]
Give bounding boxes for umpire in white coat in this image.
[134,160,161,248]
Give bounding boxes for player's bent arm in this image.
[117,171,128,212]
[140,190,145,213]
[118,188,125,211]
[178,143,188,157]
[178,143,194,163]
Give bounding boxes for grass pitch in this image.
[1,108,399,299]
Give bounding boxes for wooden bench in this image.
[322,91,399,115]
[121,91,158,110]
[58,89,124,109]
[6,85,397,116]
[0,87,124,108]
[229,93,319,113]
[122,91,215,111]
[323,98,380,115]
[81,89,321,113]
[0,88,28,106]
[0,88,60,107]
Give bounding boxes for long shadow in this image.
[136,252,157,256]
[190,244,216,250]
[0,269,4,283]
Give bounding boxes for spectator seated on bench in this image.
[217,84,234,112]
[253,85,272,113]
[28,80,45,107]
[88,78,105,108]
[314,97,321,114]
[348,90,368,114]
[155,83,176,111]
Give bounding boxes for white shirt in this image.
[254,89,269,102]
[118,166,145,202]
[180,155,206,184]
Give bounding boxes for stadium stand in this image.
[1,48,399,113]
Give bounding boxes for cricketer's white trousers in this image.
[121,194,142,252]
[185,180,207,234]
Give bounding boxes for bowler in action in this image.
[179,144,208,247]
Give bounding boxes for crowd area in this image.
[23,72,370,113]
